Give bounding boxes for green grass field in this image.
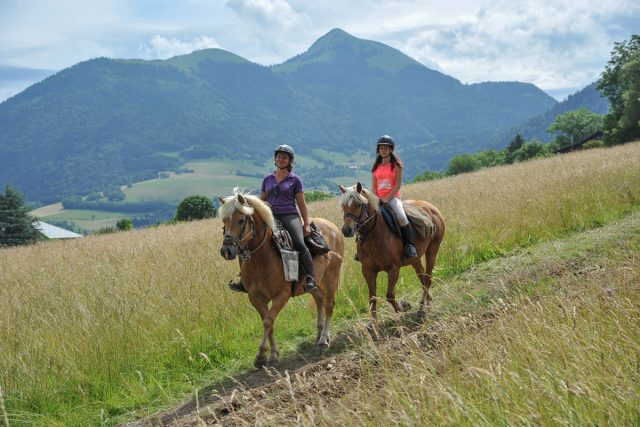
[33,153,371,231]
[123,159,269,203]
[5,142,639,425]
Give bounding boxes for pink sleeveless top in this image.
[373,163,400,198]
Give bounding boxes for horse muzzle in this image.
[342,223,355,238]
[220,244,239,260]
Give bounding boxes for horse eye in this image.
[238,218,245,226]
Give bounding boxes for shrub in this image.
[305,190,334,203]
[175,195,216,221]
[92,226,117,235]
[116,218,133,231]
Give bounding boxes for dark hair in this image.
[371,152,403,172]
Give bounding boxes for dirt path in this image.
[125,211,640,426]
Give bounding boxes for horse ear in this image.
[338,184,347,194]
[356,182,363,193]
[218,197,225,205]
[237,194,246,205]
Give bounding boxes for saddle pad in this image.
[404,204,435,240]
[381,202,435,240]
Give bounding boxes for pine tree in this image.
[0,185,45,247]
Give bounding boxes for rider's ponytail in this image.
[372,152,403,172]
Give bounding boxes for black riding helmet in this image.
[274,144,294,161]
[376,135,395,152]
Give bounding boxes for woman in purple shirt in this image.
[228,144,317,294]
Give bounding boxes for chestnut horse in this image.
[219,190,344,368]
[339,182,445,321]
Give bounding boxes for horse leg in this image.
[386,267,411,313]
[416,240,441,319]
[264,292,289,367]
[362,267,379,331]
[412,257,429,320]
[312,291,326,345]
[248,295,270,369]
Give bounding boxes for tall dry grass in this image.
[306,238,640,426]
[225,209,640,426]
[0,142,639,425]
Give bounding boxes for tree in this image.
[116,218,133,231]
[175,195,216,221]
[507,134,525,152]
[0,185,45,247]
[411,169,445,183]
[505,134,526,164]
[510,140,551,162]
[598,34,640,144]
[446,154,479,175]
[547,108,604,147]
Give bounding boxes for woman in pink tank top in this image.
[371,135,417,258]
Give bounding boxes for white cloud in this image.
[0,0,639,100]
[140,35,221,59]
[226,0,305,28]
[357,0,640,98]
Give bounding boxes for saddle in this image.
[380,202,434,240]
[271,221,330,256]
[271,220,330,296]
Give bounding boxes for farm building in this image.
[34,221,83,239]
[554,130,604,154]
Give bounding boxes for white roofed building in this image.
[34,221,83,239]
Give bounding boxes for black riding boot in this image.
[228,273,247,293]
[300,250,318,293]
[400,224,418,258]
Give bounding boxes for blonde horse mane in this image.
[339,184,380,211]
[219,187,275,229]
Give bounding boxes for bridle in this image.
[222,211,269,261]
[343,198,378,240]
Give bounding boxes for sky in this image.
[0,0,638,102]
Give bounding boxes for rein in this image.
[345,201,378,241]
[223,213,270,261]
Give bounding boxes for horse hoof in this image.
[316,340,330,351]
[267,358,280,368]
[413,310,426,322]
[254,355,268,369]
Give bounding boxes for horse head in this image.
[218,192,255,260]
[338,182,379,237]
[218,189,274,261]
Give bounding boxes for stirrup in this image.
[404,245,418,259]
[303,276,318,294]
[228,275,247,293]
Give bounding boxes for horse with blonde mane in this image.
[219,189,344,368]
[339,182,445,321]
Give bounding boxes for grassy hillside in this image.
[1,142,639,425]
[31,149,371,232]
[213,211,639,425]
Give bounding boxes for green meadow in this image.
[33,152,372,231]
[3,142,639,425]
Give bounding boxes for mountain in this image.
[0,28,557,203]
[492,82,609,145]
